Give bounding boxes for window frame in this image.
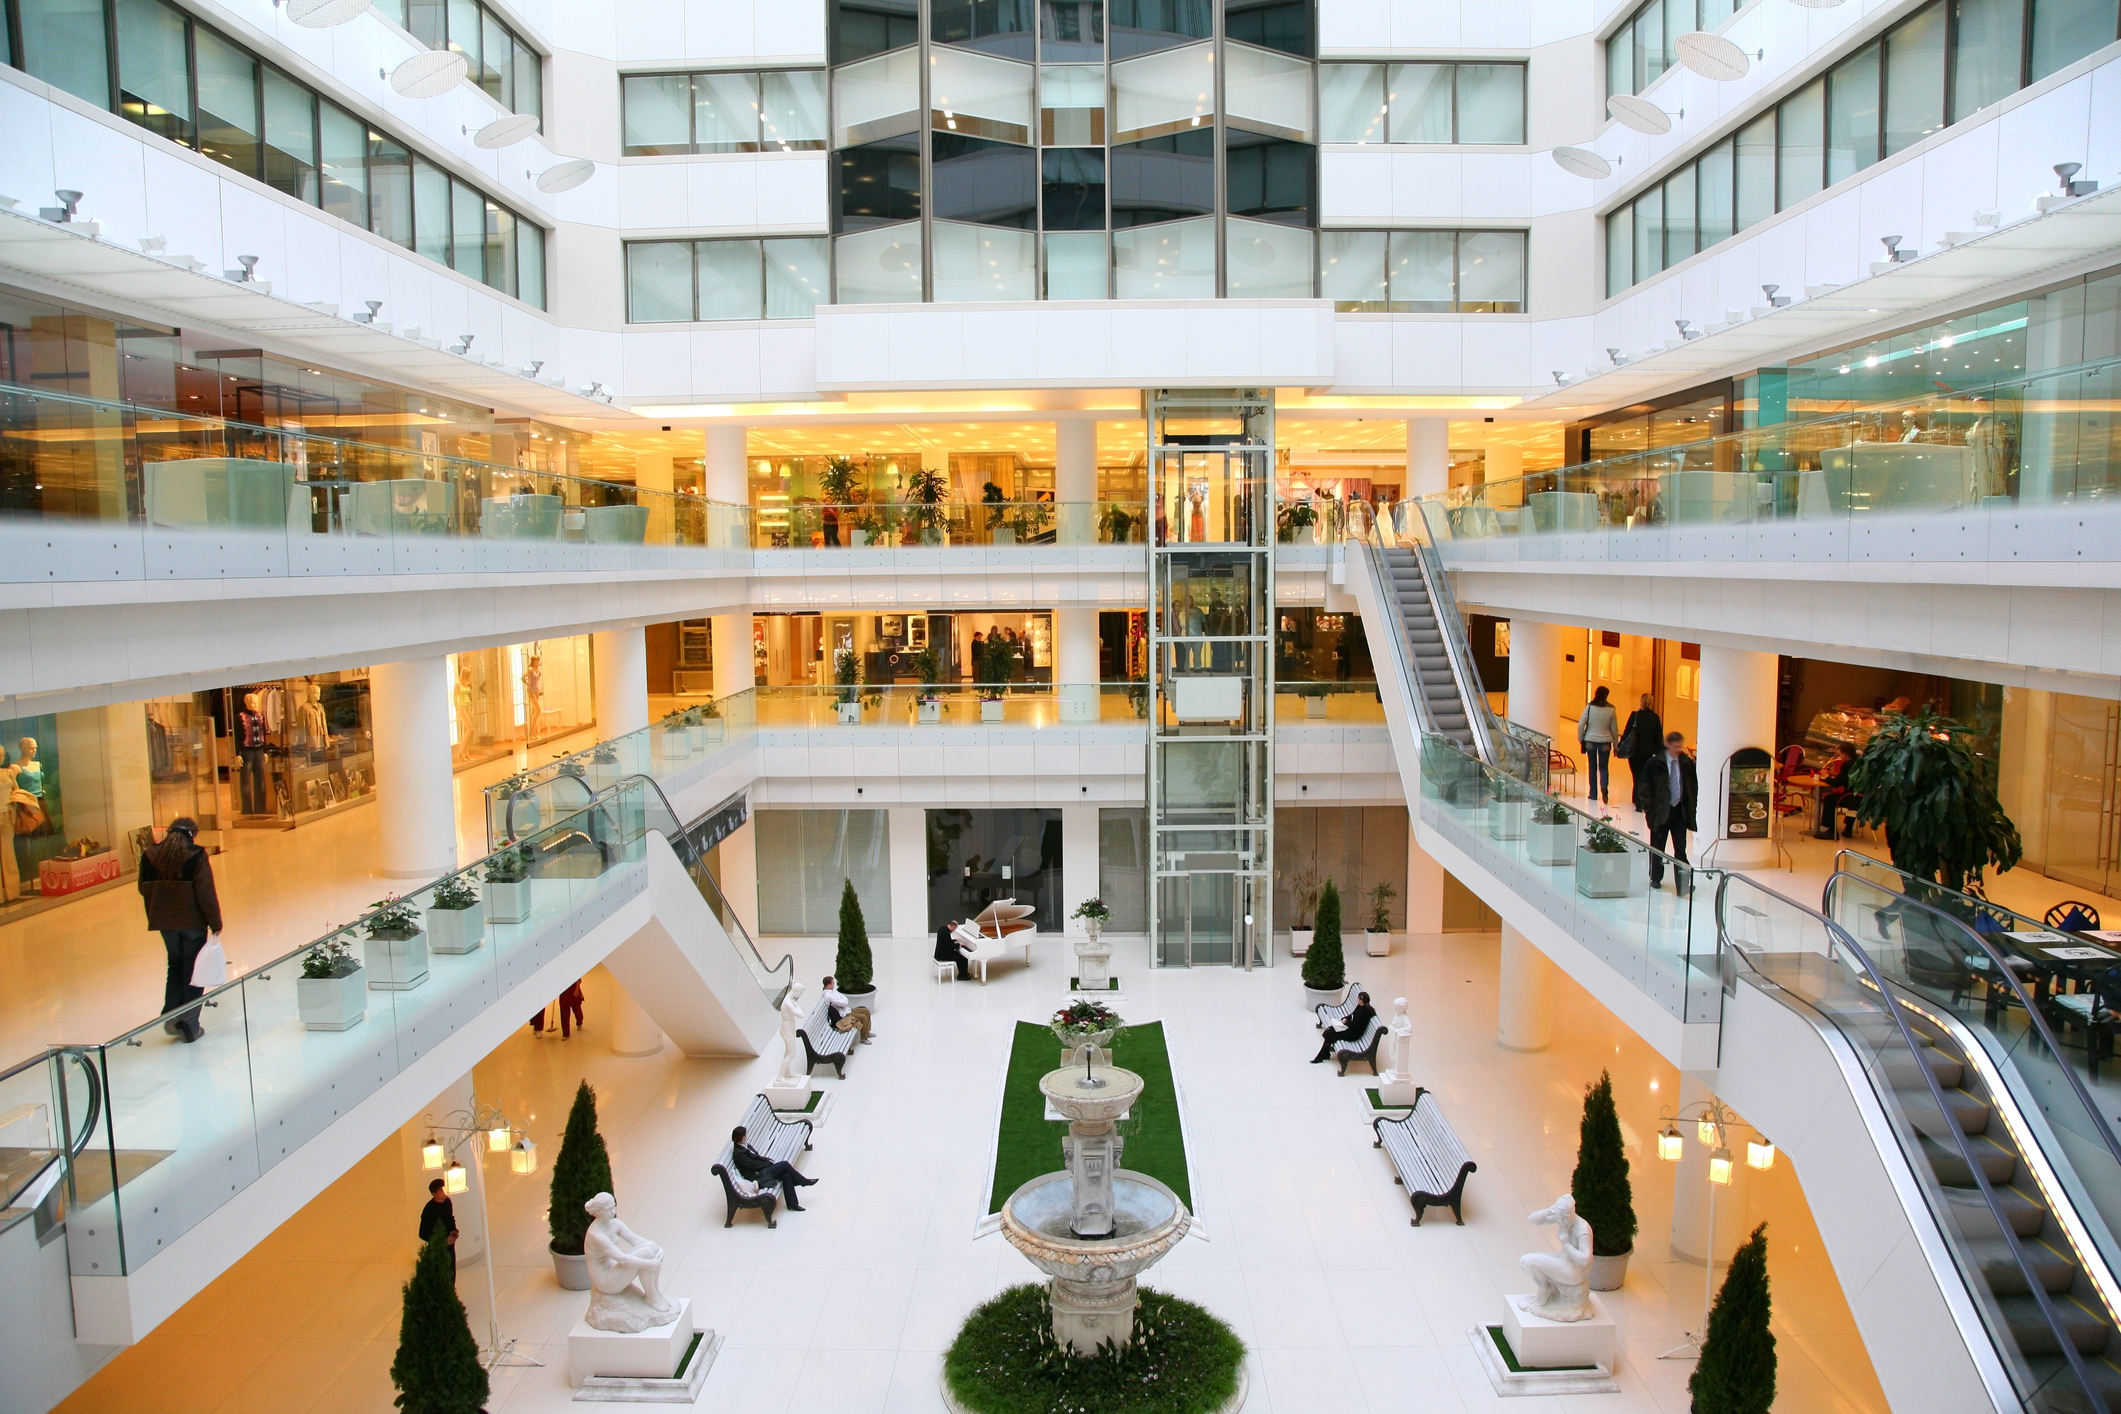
[1318,227,1528,313]
[1317,59,1529,144]
[623,237,834,323]
[619,67,831,156]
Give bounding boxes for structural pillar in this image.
[711,616,751,696]
[1695,645,1780,866]
[704,423,747,548]
[371,656,457,879]
[1056,418,1096,544]
[1667,1075,1749,1267]
[1496,922,1554,1052]
[1506,618,1563,748]
[1056,603,1099,722]
[592,627,649,738]
[1406,417,1450,498]
[634,451,675,544]
[889,806,929,940]
[1405,826,1444,935]
[604,967,664,1057]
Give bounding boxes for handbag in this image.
[1616,717,1639,760]
[191,935,228,988]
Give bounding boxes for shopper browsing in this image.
[1577,687,1619,813]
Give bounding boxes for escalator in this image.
[630,775,793,1010]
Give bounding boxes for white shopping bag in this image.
[191,935,229,989]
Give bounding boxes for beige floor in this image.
[57,928,1887,1414]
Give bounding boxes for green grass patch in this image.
[770,1090,825,1114]
[671,1331,705,1379]
[944,1284,1242,1414]
[987,1021,1190,1216]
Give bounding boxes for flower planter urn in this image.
[1074,922,1113,990]
[1055,1027,1114,1065]
[551,1245,591,1291]
[1290,928,1313,957]
[298,968,367,1031]
[1528,821,1576,867]
[488,878,533,925]
[424,902,485,954]
[1487,799,1531,840]
[1588,1249,1630,1291]
[918,698,942,724]
[1304,696,1328,719]
[836,701,862,725]
[980,699,1005,723]
[844,985,877,1016]
[363,929,429,990]
[1364,929,1391,958]
[1575,846,1636,899]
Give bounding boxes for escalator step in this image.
[1944,1184,2051,1240]
[1998,1294,2113,1356]
[1969,1236,2081,1294]
[1920,1132,2019,1187]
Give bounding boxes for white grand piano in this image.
[951,899,1037,984]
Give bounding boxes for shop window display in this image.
[448,637,594,769]
[227,675,376,824]
[925,808,1063,932]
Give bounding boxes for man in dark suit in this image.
[935,920,971,979]
[1643,731,1699,893]
[730,1125,818,1211]
[1311,991,1377,1063]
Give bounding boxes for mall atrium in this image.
[1,0,2120,1410]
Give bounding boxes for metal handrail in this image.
[623,773,793,1008]
[1356,539,1445,743]
[0,1049,101,1218]
[1409,544,1503,767]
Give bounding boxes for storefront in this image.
[925,809,1063,933]
[447,636,594,770]
[751,611,1055,687]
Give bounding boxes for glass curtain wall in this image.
[1147,387,1275,968]
[378,0,542,117]
[753,808,892,933]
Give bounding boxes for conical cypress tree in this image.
[1690,1223,1776,1414]
[1570,1071,1637,1257]
[547,1080,613,1257]
[391,1230,489,1414]
[836,878,873,992]
[1302,880,1346,991]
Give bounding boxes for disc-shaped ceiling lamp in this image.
[286,0,372,25]
[474,113,542,148]
[534,158,596,193]
[1675,31,1752,80]
[390,49,467,98]
[1607,93,1673,135]
[1551,146,1613,179]
[1785,0,1845,8]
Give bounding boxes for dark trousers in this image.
[752,1160,811,1199]
[559,991,584,1037]
[942,952,971,978]
[1312,1023,1362,1062]
[1648,822,1691,892]
[1583,744,1612,802]
[160,929,207,1036]
[238,747,269,815]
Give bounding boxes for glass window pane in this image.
[695,72,762,152]
[1697,139,1734,248]
[1386,63,1453,143]
[1041,64,1107,143]
[1225,217,1312,297]
[1043,146,1106,228]
[1321,230,1387,308]
[835,0,919,64]
[319,105,369,227]
[1632,185,1664,279]
[1777,78,1825,209]
[1735,110,1774,227]
[1043,231,1108,298]
[447,0,480,66]
[836,134,922,230]
[20,0,111,107]
[1458,230,1524,311]
[1224,130,1315,225]
[451,181,485,279]
[1225,41,1313,140]
[1606,207,1633,296]
[1638,4,1666,89]
[1112,216,1215,297]
[2032,0,2119,80]
[1040,0,1104,58]
[369,132,414,247]
[1225,0,1313,59]
[1663,167,1696,264]
[1112,43,1215,142]
[405,0,444,48]
[761,71,828,150]
[414,157,451,265]
[934,134,1038,225]
[118,0,193,144]
[1891,3,1942,154]
[263,70,318,203]
[835,223,925,303]
[1455,64,1525,143]
[513,35,540,118]
[1700,0,1737,26]
[627,241,695,322]
[929,47,1035,143]
[480,11,510,107]
[1320,64,1385,143]
[1607,26,1632,97]
[196,29,262,178]
[1108,0,1212,58]
[1826,43,1879,183]
[752,810,891,935]
[1387,230,1454,311]
[517,222,545,308]
[623,74,693,155]
[932,221,1037,300]
[1109,128,1214,227]
[834,48,922,146]
[932,0,1034,58]
[484,203,516,295]
[696,240,764,319]
[764,237,830,316]
[1946,0,2012,124]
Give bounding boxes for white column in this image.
[1056,419,1097,544]
[1695,646,1779,866]
[711,615,751,697]
[1497,922,1554,1052]
[634,451,675,544]
[1507,618,1563,746]
[1062,803,1099,932]
[1668,1075,1756,1267]
[1405,827,1444,935]
[888,806,929,940]
[716,816,760,942]
[371,656,457,879]
[603,967,664,1057]
[1056,603,1099,722]
[1406,417,1450,498]
[704,424,747,548]
[592,627,649,738]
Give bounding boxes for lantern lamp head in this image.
[444,1160,468,1195]
[1696,1115,1720,1147]
[1708,1146,1734,1186]
[422,1137,445,1170]
[1657,1125,1684,1162]
[487,1122,512,1152]
[1747,1137,1776,1170]
[510,1138,538,1175]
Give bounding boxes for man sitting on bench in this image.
[730,1126,819,1211]
[821,974,874,1043]
[1312,991,1376,1063]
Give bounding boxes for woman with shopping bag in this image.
[138,817,222,1043]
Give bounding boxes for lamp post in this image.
[1654,1096,1773,1361]
[423,1097,541,1371]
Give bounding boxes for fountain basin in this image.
[1038,1063,1143,1124]
[1000,1171,1190,1355]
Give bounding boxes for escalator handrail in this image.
[618,773,793,1003]
[503,768,599,844]
[1409,544,1504,768]
[1719,874,2113,1414]
[0,1048,102,1217]
[1356,539,1447,744]
[1821,867,2121,1173]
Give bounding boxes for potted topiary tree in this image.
[391,1230,489,1414]
[836,878,877,1015]
[1289,866,1321,956]
[548,1080,613,1289]
[1689,1223,1775,1414]
[1528,798,1577,866]
[485,844,533,924]
[424,871,484,955]
[976,635,1017,723]
[1571,1071,1636,1290]
[834,647,863,725]
[1364,881,1396,957]
[913,645,944,723]
[1302,880,1348,1007]
[297,933,365,1030]
[362,894,428,990]
[1846,706,2023,892]
[1576,819,1637,898]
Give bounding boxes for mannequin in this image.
[522,653,545,740]
[296,683,327,757]
[0,745,18,903]
[236,694,270,816]
[13,737,42,801]
[453,663,475,761]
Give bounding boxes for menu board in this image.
[1724,748,1775,839]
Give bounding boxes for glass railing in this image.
[0,1047,98,1228]
[750,500,1141,548]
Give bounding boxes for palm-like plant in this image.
[1846,706,2022,891]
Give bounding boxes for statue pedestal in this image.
[1503,1293,1616,1371]
[763,1075,812,1110]
[569,1298,695,1386]
[1377,1070,1421,1107]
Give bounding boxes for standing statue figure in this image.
[581,1193,679,1332]
[773,981,808,1086]
[1518,1194,1596,1322]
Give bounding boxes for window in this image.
[1324,230,1525,312]
[625,238,830,322]
[1318,62,1526,143]
[834,0,919,64]
[1608,0,1750,96]
[379,0,540,117]
[18,0,111,107]
[620,70,829,155]
[933,0,1035,58]
[1110,128,1215,226]
[931,134,1038,226]
[263,72,318,203]
[752,810,891,936]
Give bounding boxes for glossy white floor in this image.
[59,929,1888,1414]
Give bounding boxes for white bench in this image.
[711,1095,813,1228]
[1312,982,1365,1029]
[954,921,1034,984]
[796,994,859,1076]
[1328,1015,1387,1076]
[1372,1089,1477,1226]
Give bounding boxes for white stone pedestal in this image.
[1378,1078,1423,1107]
[569,1299,694,1386]
[762,1076,812,1110]
[1503,1293,1615,1369]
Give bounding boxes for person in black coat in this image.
[1618,694,1664,813]
[729,1125,818,1210]
[1641,731,1699,893]
[417,1177,458,1276]
[1311,992,1377,1063]
[935,920,971,979]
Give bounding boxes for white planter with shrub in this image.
[980,699,1005,723]
[361,897,429,990]
[1487,799,1531,840]
[1575,844,1636,898]
[296,939,366,1031]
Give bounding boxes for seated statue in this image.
[1518,1194,1595,1322]
[582,1192,680,1333]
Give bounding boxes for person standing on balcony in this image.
[418,1177,458,1277]
[1617,693,1663,814]
[138,818,221,1043]
[1643,732,1699,895]
[1577,686,1619,813]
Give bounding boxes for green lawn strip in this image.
[986,1020,1191,1215]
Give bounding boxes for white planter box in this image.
[993,527,1016,545]
[298,969,367,1030]
[1290,928,1313,956]
[849,528,869,547]
[1575,847,1636,899]
[363,930,429,989]
[1487,800,1531,840]
[918,698,941,723]
[425,902,484,954]
[980,699,1004,723]
[1364,930,1391,957]
[655,731,690,764]
[1528,821,1577,866]
[1304,696,1328,719]
[488,878,533,925]
[700,719,724,744]
[836,701,861,725]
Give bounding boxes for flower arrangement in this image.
[1070,897,1111,925]
[591,744,619,765]
[364,894,422,939]
[1051,999,1122,1036]
[301,933,358,980]
[484,846,531,884]
[431,873,479,911]
[1583,819,1632,854]
[701,697,722,719]
[1535,799,1573,826]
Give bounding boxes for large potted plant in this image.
[834,646,863,725]
[1297,681,1330,719]
[1051,998,1122,1063]
[1486,774,1531,840]
[1846,705,2023,892]
[1276,499,1316,544]
[835,878,876,1015]
[976,635,1017,723]
[485,844,533,924]
[819,455,862,543]
[913,645,944,723]
[698,698,725,744]
[1301,880,1347,1007]
[548,1080,613,1290]
[588,742,621,791]
[362,894,428,990]
[424,872,483,955]
[1363,881,1396,957]
[1571,1071,1637,1290]
[1690,1223,1775,1414]
[1528,798,1577,866]
[906,466,948,545]
[391,1231,489,1414]
[498,771,540,834]
[1576,819,1636,899]
[1289,866,1321,956]
[655,709,692,763]
[296,934,365,1030]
